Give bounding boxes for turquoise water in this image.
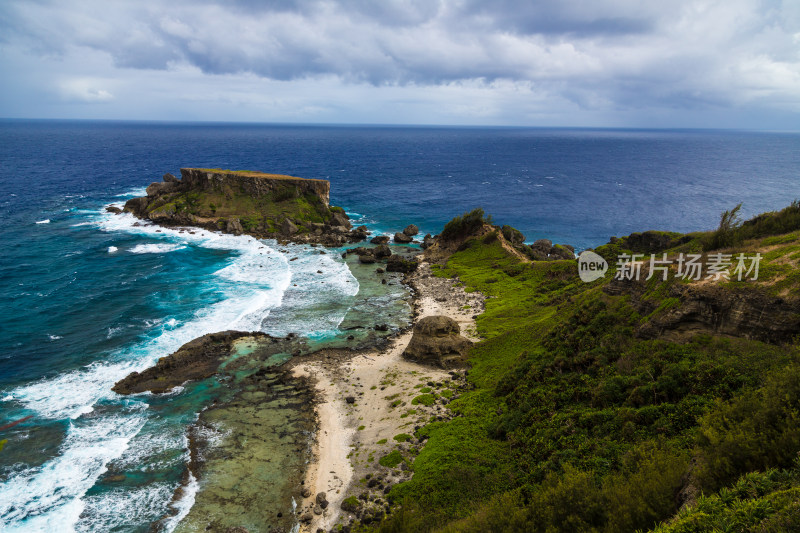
[1,120,798,531]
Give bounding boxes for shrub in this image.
[695,362,800,492]
[411,394,435,406]
[440,208,490,242]
[380,450,406,468]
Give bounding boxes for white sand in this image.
[291,261,484,532]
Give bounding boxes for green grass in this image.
[394,433,413,442]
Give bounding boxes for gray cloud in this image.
[0,0,798,125]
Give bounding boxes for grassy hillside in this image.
[362,205,800,533]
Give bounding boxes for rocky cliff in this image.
[123,168,368,245]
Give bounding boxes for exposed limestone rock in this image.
[402,315,472,368]
[371,236,390,245]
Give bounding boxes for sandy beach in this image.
[290,261,484,532]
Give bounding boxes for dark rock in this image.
[331,211,351,229]
[316,492,328,505]
[345,396,356,404]
[341,498,359,513]
[393,232,413,244]
[402,316,472,368]
[374,244,391,258]
[403,224,419,236]
[421,234,434,249]
[374,324,389,331]
[370,235,390,245]
[163,172,179,183]
[376,268,385,274]
[386,254,418,273]
[359,253,377,264]
[302,488,312,498]
[105,206,123,214]
[549,244,575,260]
[300,512,313,523]
[313,505,323,515]
[281,218,298,236]
[112,331,267,395]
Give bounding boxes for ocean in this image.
[0,120,798,531]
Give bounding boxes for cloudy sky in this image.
[1,0,799,128]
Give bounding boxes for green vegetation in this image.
[379,450,406,468]
[440,208,492,241]
[394,433,413,443]
[365,204,800,533]
[411,394,435,406]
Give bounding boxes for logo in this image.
[578,250,608,282]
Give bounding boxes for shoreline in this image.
[289,261,485,532]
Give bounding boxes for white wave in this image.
[0,408,148,531]
[129,243,186,254]
[115,187,147,198]
[160,472,198,533]
[4,202,361,530]
[35,219,50,224]
[77,482,175,533]
[71,222,93,227]
[48,334,63,341]
[107,246,118,253]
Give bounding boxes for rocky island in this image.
[123,168,369,245]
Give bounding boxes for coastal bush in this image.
[695,361,800,493]
[379,450,405,468]
[411,394,435,406]
[440,208,490,242]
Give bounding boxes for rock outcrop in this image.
[604,277,800,345]
[402,315,472,368]
[124,168,368,246]
[112,331,267,394]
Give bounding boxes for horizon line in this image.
[1,117,799,134]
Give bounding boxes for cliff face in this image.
[604,276,800,345]
[123,168,368,245]
[179,168,331,206]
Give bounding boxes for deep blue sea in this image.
[0,120,798,531]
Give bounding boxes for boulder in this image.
[359,253,377,264]
[371,236,390,245]
[386,254,418,273]
[105,206,123,214]
[421,234,434,249]
[393,232,413,244]
[226,218,244,234]
[402,316,472,368]
[162,172,179,183]
[281,218,298,236]
[374,244,391,258]
[549,244,575,260]
[331,211,351,229]
[403,224,419,236]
